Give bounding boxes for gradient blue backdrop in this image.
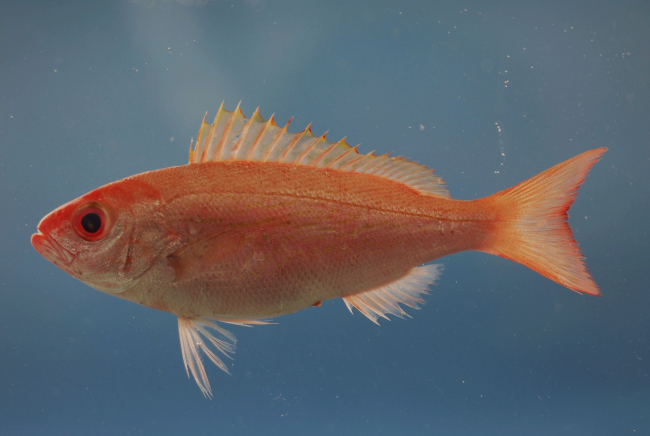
[0,1,648,434]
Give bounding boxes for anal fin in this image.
[343,264,443,324]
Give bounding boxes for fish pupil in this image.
[81,213,102,234]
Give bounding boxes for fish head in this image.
[32,176,170,294]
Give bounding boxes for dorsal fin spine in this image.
[335,147,364,170]
[361,153,385,173]
[253,115,280,161]
[244,112,275,161]
[315,138,352,168]
[310,140,338,167]
[195,102,224,162]
[211,102,240,162]
[202,102,226,162]
[325,144,356,169]
[296,133,327,164]
[295,134,322,164]
[231,107,262,160]
[279,124,312,163]
[202,104,224,162]
[350,152,378,173]
[191,111,209,163]
[233,107,263,160]
[263,118,292,162]
[199,110,209,157]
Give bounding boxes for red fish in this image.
[32,103,606,397]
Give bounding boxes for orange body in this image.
[116,161,497,319]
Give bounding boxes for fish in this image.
[31,103,606,397]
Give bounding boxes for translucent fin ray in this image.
[177,316,272,398]
[189,104,451,198]
[343,264,443,324]
[177,317,237,398]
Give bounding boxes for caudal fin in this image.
[483,148,607,296]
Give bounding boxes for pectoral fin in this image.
[167,231,246,283]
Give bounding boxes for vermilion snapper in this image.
[32,104,606,397]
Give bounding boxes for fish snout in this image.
[31,231,76,267]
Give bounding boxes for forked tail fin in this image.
[482,148,607,296]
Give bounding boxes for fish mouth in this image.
[31,231,76,267]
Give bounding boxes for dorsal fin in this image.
[189,103,451,198]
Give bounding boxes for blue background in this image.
[0,1,648,434]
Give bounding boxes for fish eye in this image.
[72,203,112,241]
[81,212,102,233]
